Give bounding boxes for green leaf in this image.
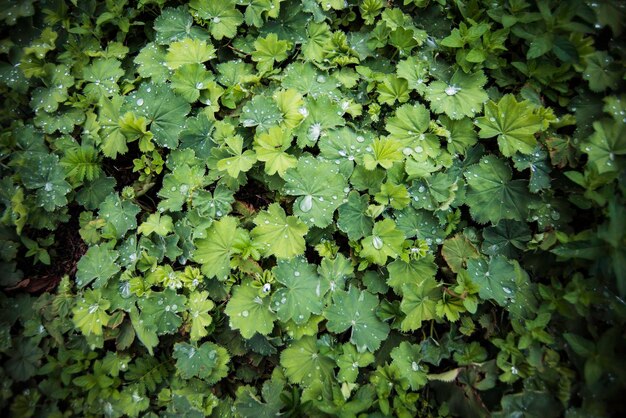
[385,103,433,150]
[464,155,531,224]
[20,154,71,212]
[476,95,543,157]
[512,147,552,192]
[324,287,390,352]
[154,7,207,45]
[190,0,244,40]
[251,203,308,259]
[75,244,120,289]
[158,164,207,212]
[134,43,170,83]
[123,83,191,149]
[441,234,480,273]
[280,336,335,386]
[374,182,410,210]
[337,191,374,241]
[165,38,216,69]
[360,219,406,265]
[283,156,348,228]
[582,119,626,174]
[171,64,215,103]
[387,255,438,293]
[377,75,410,106]
[187,290,215,342]
[82,59,123,100]
[271,256,325,324]
[363,137,403,170]
[391,342,428,390]
[216,135,257,177]
[400,277,441,331]
[336,343,375,383]
[583,51,621,92]
[60,146,103,183]
[173,342,230,384]
[425,70,488,120]
[72,289,111,336]
[98,95,127,158]
[252,33,292,72]
[481,220,531,258]
[225,282,276,338]
[193,217,244,280]
[439,115,477,155]
[467,256,518,307]
[241,95,283,131]
[138,213,174,237]
[254,125,298,177]
[137,289,187,335]
[98,193,141,239]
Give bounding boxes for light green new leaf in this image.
[252,33,292,72]
[193,217,243,280]
[254,126,298,177]
[251,203,308,259]
[476,94,543,157]
[464,155,531,224]
[283,156,348,228]
[363,137,403,170]
[166,38,216,69]
[360,219,406,265]
[190,0,244,40]
[281,336,335,386]
[271,256,325,324]
[98,95,127,158]
[138,213,174,237]
[216,135,257,178]
[72,289,111,336]
[187,290,215,341]
[324,287,390,352]
[425,70,488,120]
[225,282,276,338]
[400,277,441,331]
[75,244,120,289]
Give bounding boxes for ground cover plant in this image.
[0,0,625,416]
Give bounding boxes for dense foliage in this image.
[1,0,625,416]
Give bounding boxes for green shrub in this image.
[1,0,625,417]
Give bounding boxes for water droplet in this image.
[372,236,384,250]
[241,310,249,317]
[136,98,144,106]
[299,195,313,212]
[444,84,461,96]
